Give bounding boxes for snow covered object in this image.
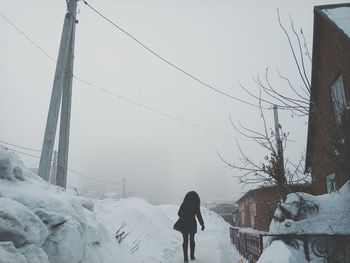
[258,240,308,263]
[0,147,116,263]
[0,147,239,263]
[258,181,350,262]
[270,182,350,235]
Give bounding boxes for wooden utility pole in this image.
[38,0,78,187]
[273,105,287,200]
[273,105,283,160]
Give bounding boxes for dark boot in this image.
[190,242,195,260]
[183,243,188,262]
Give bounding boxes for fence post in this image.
[245,233,248,259]
[259,234,264,255]
[302,235,310,261]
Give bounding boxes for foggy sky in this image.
[0,0,344,204]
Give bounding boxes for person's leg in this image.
[190,233,195,260]
[182,232,189,262]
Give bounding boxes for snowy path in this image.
[0,147,240,263]
[97,200,240,263]
[168,228,238,263]
[156,206,240,263]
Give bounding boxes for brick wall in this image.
[253,190,279,231]
[237,188,280,231]
[237,185,313,231]
[310,11,350,195]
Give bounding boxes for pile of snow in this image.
[100,192,120,200]
[0,147,116,263]
[257,240,307,263]
[0,147,239,262]
[270,182,350,235]
[257,182,350,263]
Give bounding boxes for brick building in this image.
[305,4,350,195]
[235,184,312,232]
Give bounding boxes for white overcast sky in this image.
[0,0,345,204]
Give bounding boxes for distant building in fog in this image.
[210,203,237,226]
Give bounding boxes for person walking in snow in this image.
[178,191,204,262]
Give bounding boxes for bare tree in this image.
[223,11,348,200]
[239,10,311,117]
[218,103,309,201]
[219,11,313,201]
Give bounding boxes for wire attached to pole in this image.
[82,0,267,109]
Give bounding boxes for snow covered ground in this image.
[97,198,239,263]
[0,147,240,263]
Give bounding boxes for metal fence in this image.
[230,227,263,262]
[230,227,350,263]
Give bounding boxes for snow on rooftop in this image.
[323,6,350,38]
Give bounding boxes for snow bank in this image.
[257,240,307,263]
[0,147,239,262]
[270,182,350,234]
[0,147,116,263]
[257,181,350,263]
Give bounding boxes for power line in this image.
[82,1,265,109]
[1,12,232,139]
[74,77,233,138]
[68,168,122,185]
[0,11,56,62]
[2,146,41,159]
[1,7,260,110]
[0,140,124,185]
[0,139,41,152]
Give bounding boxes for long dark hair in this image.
[183,191,200,205]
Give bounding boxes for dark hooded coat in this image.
[177,192,204,234]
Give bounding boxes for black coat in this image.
[178,201,204,234]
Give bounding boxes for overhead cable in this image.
[1,142,120,185]
[0,139,41,152]
[75,77,233,138]
[82,1,266,109]
[1,146,41,159]
[68,168,122,185]
[1,11,233,140]
[0,12,56,62]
